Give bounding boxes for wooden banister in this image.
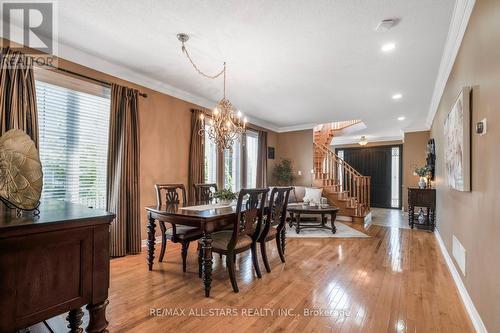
[313,141,371,214]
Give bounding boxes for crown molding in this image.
[245,116,281,132]
[274,123,318,133]
[331,134,403,146]
[426,0,476,128]
[403,125,431,134]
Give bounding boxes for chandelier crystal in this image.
[177,33,246,151]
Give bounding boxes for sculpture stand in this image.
[0,197,40,217]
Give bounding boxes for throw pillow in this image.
[303,187,323,204]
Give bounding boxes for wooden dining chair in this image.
[193,183,218,201]
[198,188,269,293]
[155,184,202,272]
[258,187,293,272]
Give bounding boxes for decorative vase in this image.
[418,177,427,189]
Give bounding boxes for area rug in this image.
[285,222,369,238]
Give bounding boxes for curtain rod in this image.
[43,64,148,98]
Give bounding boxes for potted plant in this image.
[272,159,295,185]
[214,188,237,205]
[414,166,430,189]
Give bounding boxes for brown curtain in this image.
[107,84,141,257]
[0,47,39,146]
[188,109,205,201]
[256,130,268,187]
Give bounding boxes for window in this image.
[223,137,242,192]
[391,146,401,208]
[204,125,217,183]
[204,128,263,191]
[36,77,111,209]
[246,131,259,188]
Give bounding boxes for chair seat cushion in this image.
[265,227,278,240]
[199,230,252,251]
[167,225,202,241]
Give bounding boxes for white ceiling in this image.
[28,1,458,140]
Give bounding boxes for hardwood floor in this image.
[104,220,474,333]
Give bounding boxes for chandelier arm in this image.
[181,42,225,79]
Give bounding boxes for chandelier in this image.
[177,33,246,150]
[359,136,368,146]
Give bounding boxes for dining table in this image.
[145,201,244,297]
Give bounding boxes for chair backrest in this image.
[154,184,187,207]
[193,183,218,201]
[229,188,269,250]
[261,187,293,240]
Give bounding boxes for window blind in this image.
[204,125,218,184]
[35,79,111,209]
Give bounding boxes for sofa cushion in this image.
[291,186,305,202]
[304,188,323,204]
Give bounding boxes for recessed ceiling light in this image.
[392,93,403,100]
[381,43,396,52]
[398,116,406,121]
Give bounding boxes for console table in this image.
[408,188,436,231]
[0,201,115,333]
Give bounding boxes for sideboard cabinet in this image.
[0,201,115,333]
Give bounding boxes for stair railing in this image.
[313,142,370,214]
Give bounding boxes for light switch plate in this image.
[476,118,487,135]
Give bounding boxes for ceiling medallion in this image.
[177,33,246,151]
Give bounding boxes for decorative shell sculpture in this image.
[0,129,43,210]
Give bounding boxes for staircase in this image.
[313,122,371,222]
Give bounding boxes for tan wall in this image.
[270,130,313,186]
[430,0,500,331]
[266,131,279,185]
[402,131,429,211]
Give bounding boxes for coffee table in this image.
[287,204,340,234]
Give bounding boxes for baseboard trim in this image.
[141,236,162,248]
[435,229,488,333]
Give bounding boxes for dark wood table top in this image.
[0,200,115,233]
[287,204,339,214]
[146,201,239,221]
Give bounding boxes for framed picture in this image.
[444,87,471,191]
[267,147,275,159]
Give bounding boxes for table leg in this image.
[408,205,414,229]
[430,208,435,232]
[321,213,325,227]
[296,213,301,234]
[201,232,213,297]
[147,214,156,271]
[330,212,337,234]
[86,300,109,333]
[279,227,286,262]
[288,212,294,227]
[66,308,83,333]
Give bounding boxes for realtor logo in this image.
[1,1,57,55]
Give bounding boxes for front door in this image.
[337,145,402,209]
